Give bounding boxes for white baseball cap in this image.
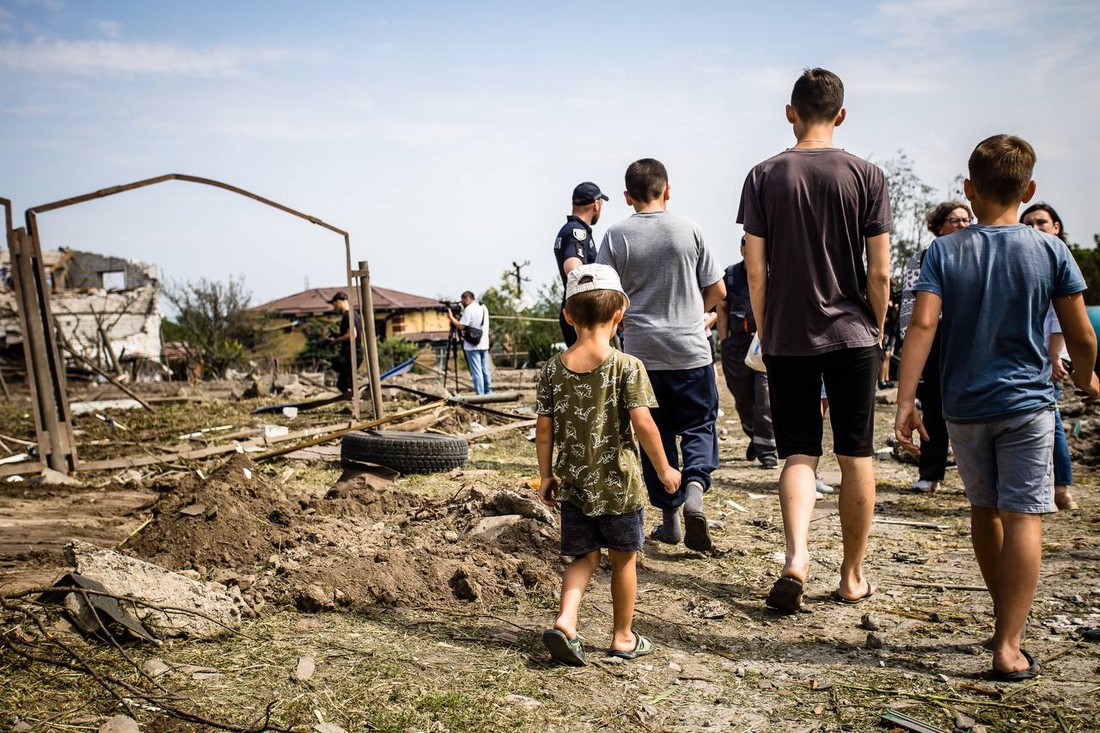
[565,263,629,305]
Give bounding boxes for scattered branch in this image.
[1,590,288,732]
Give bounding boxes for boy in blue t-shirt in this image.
[895,134,1099,682]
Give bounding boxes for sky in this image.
[2,0,1098,308]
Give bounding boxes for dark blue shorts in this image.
[559,502,644,556]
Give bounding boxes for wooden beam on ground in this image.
[873,518,944,530]
[75,400,449,471]
[449,391,522,405]
[464,418,537,442]
[253,399,447,461]
[0,460,45,478]
[388,384,530,421]
[76,420,358,471]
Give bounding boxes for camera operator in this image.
[446,290,492,394]
[326,291,362,394]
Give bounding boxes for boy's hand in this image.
[1072,371,1100,401]
[894,401,929,452]
[659,467,682,494]
[538,476,560,509]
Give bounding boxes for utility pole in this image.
[510,260,531,298]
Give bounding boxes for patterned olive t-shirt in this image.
[535,350,657,516]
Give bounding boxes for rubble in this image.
[65,540,243,639]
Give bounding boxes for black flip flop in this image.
[765,576,804,613]
[829,581,875,604]
[991,650,1041,682]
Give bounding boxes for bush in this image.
[377,337,419,373]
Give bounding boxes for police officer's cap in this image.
[572,182,609,206]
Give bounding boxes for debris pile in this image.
[123,454,560,613]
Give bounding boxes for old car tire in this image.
[340,430,469,474]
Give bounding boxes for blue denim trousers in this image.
[465,348,493,395]
[640,365,720,510]
[1053,384,1072,487]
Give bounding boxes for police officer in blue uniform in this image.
[553,181,609,346]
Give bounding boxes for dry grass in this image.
[2,374,1100,731]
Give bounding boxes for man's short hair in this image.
[461,290,475,300]
[625,158,667,204]
[790,68,844,124]
[925,200,972,236]
[968,134,1036,206]
[564,289,628,329]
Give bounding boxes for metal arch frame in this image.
[6,174,376,474]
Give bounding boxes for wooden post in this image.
[342,235,360,420]
[355,260,384,420]
[8,228,77,473]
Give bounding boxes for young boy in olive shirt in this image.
[536,264,680,666]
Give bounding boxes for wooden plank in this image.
[0,461,45,478]
[253,399,446,460]
[76,401,446,471]
[76,420,359,471]
[465,418,537,442]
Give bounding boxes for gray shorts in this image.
[946,407,1055,514]
[559,502,644,556]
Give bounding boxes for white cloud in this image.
[91,19,122,39]
[0,37,307,77]
[859,0,1030,48]
[15,0,65,13]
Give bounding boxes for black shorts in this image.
[559,502,644,556]
[764,345,881,458]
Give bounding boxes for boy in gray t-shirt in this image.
[597,158,726,552]
[896,134,1098,682]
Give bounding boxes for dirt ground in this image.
[1,367,1099,733]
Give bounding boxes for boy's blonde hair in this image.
[565,289,628,329]
[968,134,1036,206]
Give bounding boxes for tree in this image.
[478,269,562,367]
[877,151,937,283]
[1070,237,1100,306]
[163,276,256,378]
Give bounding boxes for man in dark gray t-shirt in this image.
[737,68,892,614]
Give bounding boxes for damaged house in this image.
[0,248,164,381]
[252,286,449,344]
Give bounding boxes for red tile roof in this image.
[252,286,444,317]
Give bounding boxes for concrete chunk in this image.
[65,540,242,639]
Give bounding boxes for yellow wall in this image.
[383,309,449,339]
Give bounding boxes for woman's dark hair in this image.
[1021,202,1068,243]
[925,200,972,236]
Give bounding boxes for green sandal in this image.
[542,628,587,666]
[607,633,654,660]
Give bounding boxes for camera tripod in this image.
[442,323,464,394]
